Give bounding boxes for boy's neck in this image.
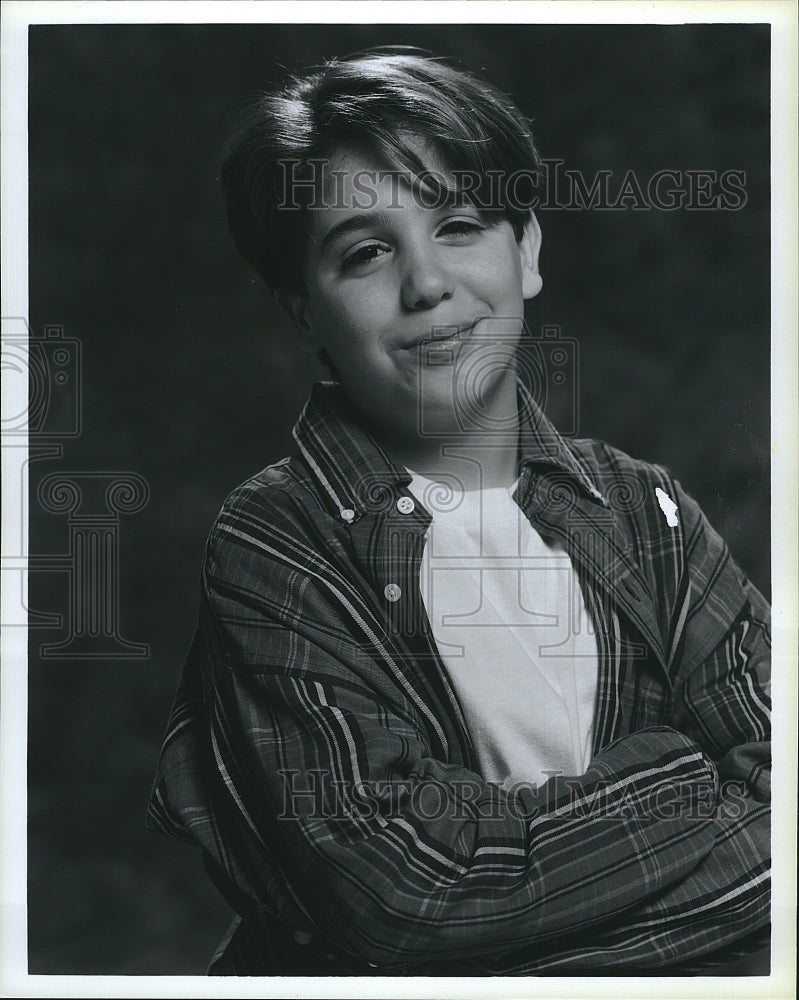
[404,438,520,492]
[350,363,522,491]
[372,407,521,492]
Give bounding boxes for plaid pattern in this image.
[147,382,770,975]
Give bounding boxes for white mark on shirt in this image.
[655,487,679,527]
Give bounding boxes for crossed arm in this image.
[188,487,770,972]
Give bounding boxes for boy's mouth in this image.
[408,321,476,350]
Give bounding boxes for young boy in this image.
[147,49,770,975]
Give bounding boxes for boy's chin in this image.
[412,387,517,439]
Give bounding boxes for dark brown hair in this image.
[220,47,542,293]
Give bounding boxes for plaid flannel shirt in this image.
[147,381,770,975]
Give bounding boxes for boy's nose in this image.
[400,251,455,310]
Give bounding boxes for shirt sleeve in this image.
[431,473,772,974]
[667,478,771,798]
[548,474,771,972]
[168,483,739,970]
[468,603,771,973]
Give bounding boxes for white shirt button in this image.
[340,508,355,522]
[396,495,415,515]
[384,583,401,603]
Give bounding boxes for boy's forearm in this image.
[470,776,770,974]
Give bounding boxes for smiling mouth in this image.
[411,322,476,349]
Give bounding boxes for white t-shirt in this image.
[409,470,598,789]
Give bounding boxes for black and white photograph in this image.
[1,1,796,996]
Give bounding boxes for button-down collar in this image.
[291,380,668,673]
[292,380,607,522]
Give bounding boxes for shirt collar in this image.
[292,380,606,523]
[514,380,608,506]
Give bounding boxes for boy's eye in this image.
[437,218,485,238]
[341,242,391,271]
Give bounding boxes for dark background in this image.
[27,23,770,974]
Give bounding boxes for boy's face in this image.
[281,145,543,442]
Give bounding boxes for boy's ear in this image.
[519,212,543,300]
[274,289,322,354]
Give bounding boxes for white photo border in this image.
[2,2,796,997]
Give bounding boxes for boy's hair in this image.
[221,48,542,293]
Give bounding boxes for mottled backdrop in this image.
[27,22,769,974]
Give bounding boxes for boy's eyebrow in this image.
[315,211,396,257]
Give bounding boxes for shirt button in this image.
[384,583,401,603]
[396,495,415,515]
[340,508,355,523]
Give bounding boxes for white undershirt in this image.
[409,470,599,789]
